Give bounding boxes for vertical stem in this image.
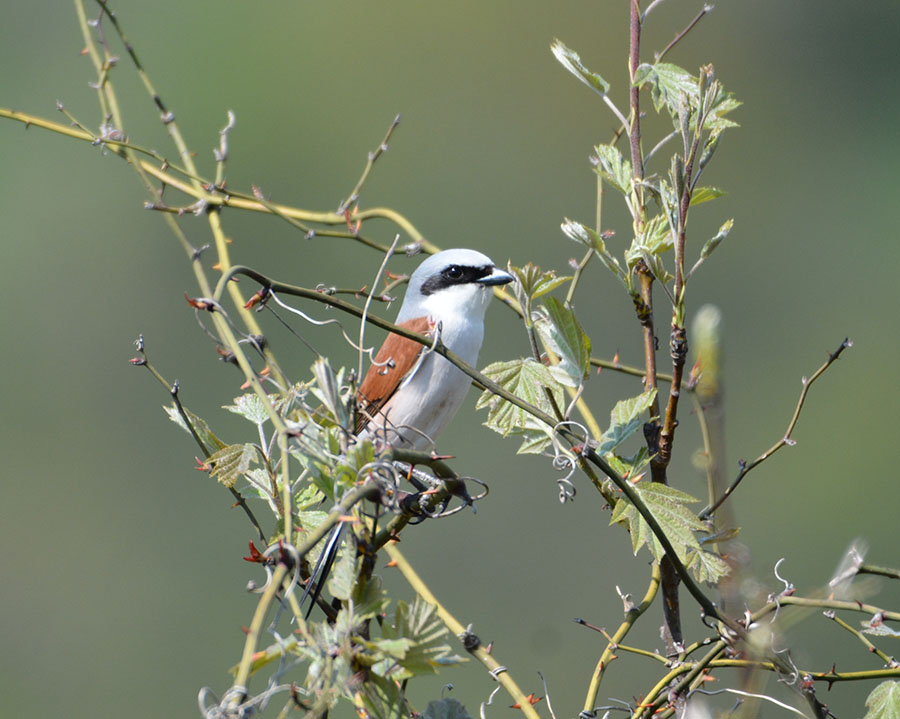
[629,0,683,653]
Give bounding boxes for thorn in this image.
[510,694,542,709]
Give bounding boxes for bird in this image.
[355,248,514,450]
[301,249,512,617]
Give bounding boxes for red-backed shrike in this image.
[356,248,513,450]
[302,250,512,618]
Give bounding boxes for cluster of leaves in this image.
[166,360,466,717]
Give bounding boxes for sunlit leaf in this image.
[223,393,272,426]
[634,62,699,115]
[592,143,632,195]
[551,39,610,96]
[476,359,561,435]
[700,218,734,260]
[534,296,591,387]
[206,443,257,488]
[864,681,900,719]
[690,186,726,206]
[561,219,626,282]
[598,390,657,454]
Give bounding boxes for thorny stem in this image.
[132,340,266,541]
[700,338,852,519]
[825,612,897,667]
[385,542,542,719]
[581,563,661,713]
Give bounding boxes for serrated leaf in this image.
[610,481,728,584]
[425,698,473,719]
[551,39,610,96]
[634,62,699,115]
[164,403,227,452]
[206,443,257,488]
[476,359,561,445]
[375,598,465,680]
[534,297,591,387]
[865,681,900,719]
[598,390,657,454]
[704,91,742,132]
[223,393,273,426]
[592,143,632,194]
[700,218,734,260]
[686,546,732,584]
[690,186,726,206]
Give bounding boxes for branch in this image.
[701,337,852,519]
[385,542,543,719]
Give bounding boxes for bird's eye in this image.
[442,265,463,280]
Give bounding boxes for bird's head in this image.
[396,248,514,324]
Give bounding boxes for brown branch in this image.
[654,5,713,62]
[700,337,852,519]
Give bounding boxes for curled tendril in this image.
[247,542,301,597]
[356,459,404,512]
[549,419,592,503]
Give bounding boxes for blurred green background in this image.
[2,1,898,717]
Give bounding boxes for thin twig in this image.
[338,114,401,214]
[655,5,713,63]
[701,338,852,519]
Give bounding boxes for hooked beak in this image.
[476,266,514,287]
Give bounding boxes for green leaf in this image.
[223,393,272,426]
[206,443,257,488]
[425,698,473,719]
[326,535,357,601]
[358,673,406,719]
[476,358,562,452]
[534,296,591,387]
[309,357,351,430]
[634,62,699,115]
[375,598,465,680]
[592,143,633,195]
[509,263,570,303]
[164,403,227,452]
[704,90,742,132]
[550,39,610,96]
[865,681,900,719]
[690,186,726,206]
[610,481,728,584]
[686,546,732,585]
[598,390,657,454]
[353,575,390,621]
[561,218,626,283]
[700,218,734,260]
